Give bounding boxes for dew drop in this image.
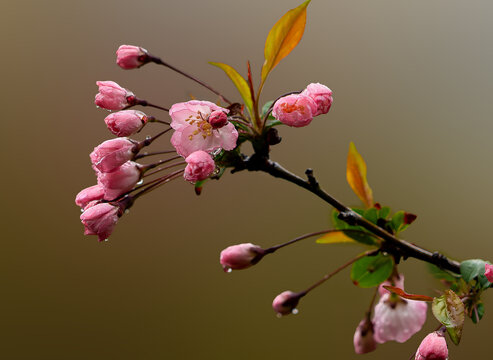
[292,308,299,315]
[80,209,84,213]
[212,167,221,176]
[226,268,232,273]
[276,313,283,318]
[137,179,144,185]
[145,135,152,141]
[124,209,130,214]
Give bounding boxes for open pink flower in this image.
[104,110,148,137]
[219,243,264,272]
[485,263,493,282]
[373,276,427,344]
[95,81,133,110]
[75,185,105,208]
[302,83,333,116]
[80,202,120,241]
[184,150,215,182]
[169,100,238,157]
[90,138,136,173]
[98,161,141,200]
[116,45,148,69]
[272,94,317,127]
[415,331,448,360]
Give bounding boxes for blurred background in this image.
[2,0,492,358]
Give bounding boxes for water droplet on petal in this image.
[137,179,144,185]
[292,308,299,315]
[226,268,232,273]
[212,167,220,176]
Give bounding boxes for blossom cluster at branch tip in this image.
[116,45,149,70]
[95,81,134,110]
[272,83,333,127]
[414,331,448,360]
[219,243,265,272]
[170,100,238,157]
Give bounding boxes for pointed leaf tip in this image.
[260,0,311,89]
[347,142,374,208]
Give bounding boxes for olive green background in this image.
[2,0,493,358]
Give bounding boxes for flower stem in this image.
[148,55,232,105]
[143,161,186,178]
[135,150,177,160]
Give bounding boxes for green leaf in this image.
[194,179,207,195]
[260,0,310,91]
[330,210,379,245]
[261,100,274,118]
[427,264,459,282]
[363,208,378,225]
[379,206,391,220]
[209,62,253,116]
[347,142,374,208]
[316,230,378,246]
[432,290,465,345]
[471,302,484,324]
[351,253,394,288]
[460,259,487,283]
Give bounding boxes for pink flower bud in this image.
[80,202,120,241]
[219,243,264,272]
[98,161,141,200]
[208,110,228,129]
[104,110,148,137]
[116,45,149,70]
[184,150,215,182]
[90,138,136,173]
[272,291,302,316]
[272,94,317,127]
[95,81,133,110]
[485,264,493,282]
[415,332,448,360]
[302,83,333,116]
[75,185,105,208]
[353,319,377,354]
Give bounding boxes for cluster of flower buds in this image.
[76,45,240,241]
[272,83,333,127]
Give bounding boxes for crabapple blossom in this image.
[272,291,302,316]
[75,185,105,208]
[90,138,136,173]
[485,263,493,282]
[353,318,377,354]
[95,81,134,110]
[183,150,215,183]
[415,331,448,360]
[272,94,317,127]
[373,276,427,344]
[98,161,141,200]
[169,100,238,157]
[302,83,333,116]
[80,202,120,242]
[219,243,264,272]
[116,45,149,69]
[104,110,148,137]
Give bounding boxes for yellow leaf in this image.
[347,142,374,208]
[209,62,253,116]
[260,0,310,90]
[316,231,357,244]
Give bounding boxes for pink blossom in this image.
[219,243,264,272]
[302,83,333,116]
[353,319,377,354]
[272,94,317,127]
[184,150,215,183]
[80,202,120,241]
[169,100,238,157]
[104,110,148,137]
[95,81,133,110]
[90,138,136,173]
[98,161,141,200]
[373,276,428,344]
[75,185,105,208]
[415,332,448,360]
[485,263,493,282]
[208,110,228,129]
[116,45,148,69]
[272,291,301,316]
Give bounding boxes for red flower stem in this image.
[134,150,177,160]
[132,169,185,200]
[143,161,186,178]
[140,156,183,173]
[263,230,331,254]
[148,55,232,105]
[147,116,170,126]
[300,249,380,296]
[136,127,173,151]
